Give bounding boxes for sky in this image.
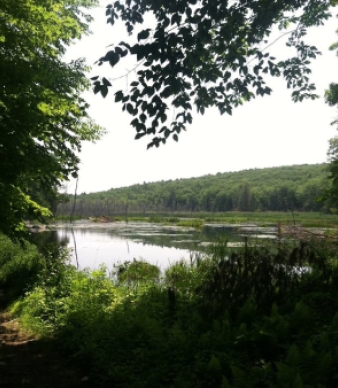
[65,3,338,195]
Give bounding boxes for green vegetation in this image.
[112,260,160,284]
[0,235,50,305]
[0,0,102,239]
[325,27,338,204]
[111,211,338,228]
[58,164,331,217]
[176,218,204,228]
[0,233,74,307]
[5,237,338,387]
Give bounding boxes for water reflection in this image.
[56,227,195,271]
[51,222,279,271]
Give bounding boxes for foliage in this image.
[0,0,102,239]
[0,235,45,304]
[325,27,338,204]
[26,182,71,216]
[0,186,51,240]
[93,0,335,147]
[112,259,160,284]
[13,264,117,336]
[11,240,338,387]
[57,164,330,216]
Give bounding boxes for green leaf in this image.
[102,77,112,87]
[135,132,146,139]
[130,118,138,127]
[160,87,172,98]
[100,86,109,98]
[221,376,232,388]
[93,85,101,94]
[138,29,151,41]
[104,50,120,67]
[140,113,147,123]
[115,91,124,102]
[292,374,304,388]
[160,114,167,123]
[207,355,222,372]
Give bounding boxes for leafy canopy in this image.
[324,24,338,203]
[0,0,102,238]
[95,0,336,148]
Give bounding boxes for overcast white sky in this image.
[65,3,338,194]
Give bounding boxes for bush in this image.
[0,235,46,304]
[113,260,160,284]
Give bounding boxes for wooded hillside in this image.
[58,164,330,217]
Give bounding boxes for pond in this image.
[50,221,279,272]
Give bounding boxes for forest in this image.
[58,163,331,217]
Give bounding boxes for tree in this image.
[0,0,102,238]
[94,0,336,148]
[238,183,252,211]
[322,23,338,205]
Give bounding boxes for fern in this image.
[286,344,301,368]
[292,374,304,388]
[276,362,298,388]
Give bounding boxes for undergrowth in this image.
[0,235,46,304]
[4,237,338,387]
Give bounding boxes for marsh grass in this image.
[54,211,338,231]
[112,259,160,284]
[176,218,204,228]
[116,211,338,229]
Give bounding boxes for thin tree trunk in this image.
[70,178,79,224]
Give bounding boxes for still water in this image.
[52,221,278,271]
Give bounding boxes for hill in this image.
[57,164,330,217]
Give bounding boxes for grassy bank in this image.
[55,211,338,229]
[3,235,338,387]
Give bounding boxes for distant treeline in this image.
[57,164,331,217]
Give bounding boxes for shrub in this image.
[0,235,46,304]
[113,260,160,284]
